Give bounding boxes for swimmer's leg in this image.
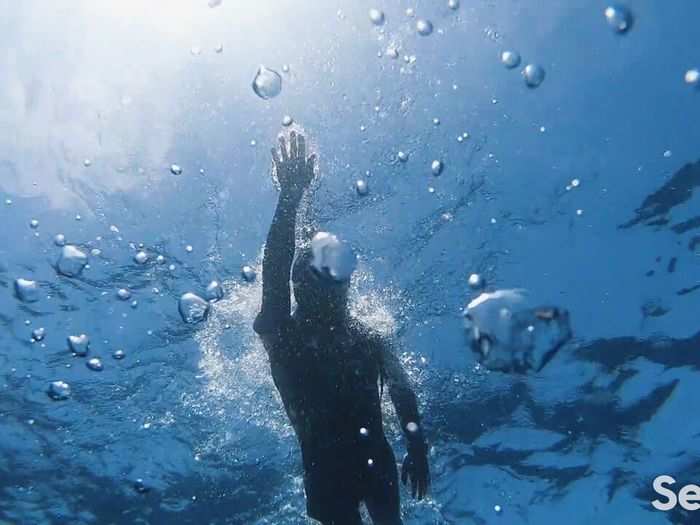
[364,443,403,525]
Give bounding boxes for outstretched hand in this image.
[271,131,316,200]
[401,443,430,500]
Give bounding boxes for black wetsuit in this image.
[255,315,400,524]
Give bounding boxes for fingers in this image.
[401,455,409,486]
[270,148,280,167]
[307,153,316,174]
[297,133,306,160]
[411,476,417,499]
[290,131,298,159]
[278,136,289,162]
[418,473,428,500]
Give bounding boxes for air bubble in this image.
[686,69,700,88]
[468,273,484,289]
[67,334,90,356]
[179,293,210,324]
[32,327,46,341]
[431,160,443,176]
[86,357,103,371]
[134,251,149,265]
[252,66,282,100]
[47,381,71,401]
[170,164,183,175]
[205,280,225,302]
[310,232,357,282]
[369,8,385,26]
[500,50,521,69]
[416,19,433,36]
[133,479,150,494]
[448,0,460,9]
[29,219,39,229]
[282,115,294,127]
[113,349,126,360]
[14,278,39,303]
[522,64,545,88]
[241,265,257,282]
[117,288,131,301]
[355,180,369,196]
[54,234,66,246]
[397,151,409,162]
[604,5,633,33]
[57,245,88,277]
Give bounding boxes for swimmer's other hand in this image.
[401,443,430,500]
[271,131,316,199]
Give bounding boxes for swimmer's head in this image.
[291,232,357,314]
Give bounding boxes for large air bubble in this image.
[14,278,40,303]
[179,293,210,324]
[252,66,282,100]
[310,232,358,282]
[57,245,88,277]
[463,289,572,372]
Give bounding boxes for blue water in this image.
[1,1,700,523]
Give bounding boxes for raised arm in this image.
[254,132,316,335]
[380,340,430,499]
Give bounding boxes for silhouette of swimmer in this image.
[254,132,430,524]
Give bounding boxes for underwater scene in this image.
[1,1,700,524]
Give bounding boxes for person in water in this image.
[254,131,430,525]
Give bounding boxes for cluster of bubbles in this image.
[178,266,257,324]
[11,227,150,399]
[500,49,545,88]
[368,6,442,38]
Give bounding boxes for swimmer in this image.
[254,131,430,525]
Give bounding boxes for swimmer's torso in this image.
[265,316,385,462]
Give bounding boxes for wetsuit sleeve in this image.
[254,189,303,339]
[379,339,428,449]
